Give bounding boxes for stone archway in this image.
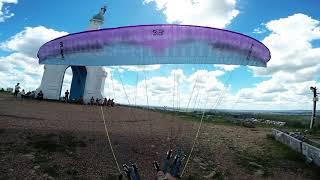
[60,66,87,102]
[37,64,106,103]
[69,66,87,101]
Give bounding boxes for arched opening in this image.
[61,66,87,102]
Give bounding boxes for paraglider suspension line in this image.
[110,73,116,100]
[181,69,233,177]
[180,98,208,177]
[118,70,138,121]
[100,106,122,174]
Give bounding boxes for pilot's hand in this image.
[153,149,186,180]
[123,163,141,180]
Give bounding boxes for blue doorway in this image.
[69,66,87,101]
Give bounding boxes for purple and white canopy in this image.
[37,24,271,67]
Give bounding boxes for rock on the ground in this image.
[22,153,35,160]
[199,162,208,170]
[193,157,202,163]
[305,157,313,164]
[203,171,216,179]
[249,162,263,169]
[200,165,207,170]
[254,169,264,176]
[199,162,208,167]
[66,150,73,155]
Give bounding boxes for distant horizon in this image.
[120,103,316,112]
[0,86,316,112]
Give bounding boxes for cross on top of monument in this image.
[101,6,107,14]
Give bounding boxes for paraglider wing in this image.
[37,24,271,67]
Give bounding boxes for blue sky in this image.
[0,0,320,110]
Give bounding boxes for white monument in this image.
[37,6,107,102]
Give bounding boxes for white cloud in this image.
[103,68,228,109]
[0,0,17,22]
[143,0,239,28]
[234,79,317,110]
[253,13,320,77]
[253,27,266,34]
[239,13,320,110]
[0,52,43,91]
[0,26,68,91]
[1,26,68,57]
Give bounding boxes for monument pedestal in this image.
[37,64,68,100]
[83,66,107,103]
[37,65,107,103]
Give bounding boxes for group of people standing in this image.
[12,85,115,106]
[90,97,115,106]
[13,83,44,100]
[63,89,115,106]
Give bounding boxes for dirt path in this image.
[0,95,319,179]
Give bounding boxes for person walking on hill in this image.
[90,96,95,105]
[103,98,107,106]
[36,90,44,100]
[96,98,101,106]
[64,90,70,102]
[20,89,25,100]
[14,83,21,97]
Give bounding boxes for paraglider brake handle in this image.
[154,149,186,179]
[153,161,161,172]
[122,163,141,180]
